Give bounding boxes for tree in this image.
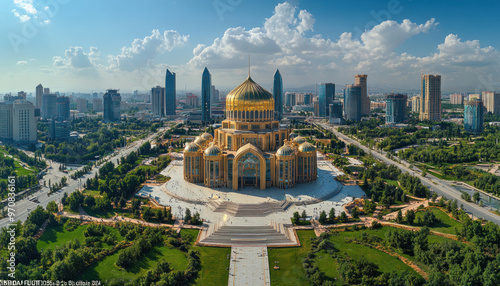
[352,207,359,219]
[84,196,96,209]
[406,209,415,225]
[16,237,40,265]
[156,208,164,222]
[329,208,335,221]
[46,201,58,213]
[292,211,300,225]
[61,192,68,205]
[319,211,327,224]
[184,208,192,222]
[340,211,348,223]
[396,210,403,224]
[301,210,307,220]
[431,192,438,203]
[472,191,480,204]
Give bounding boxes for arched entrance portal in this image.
[238,153,260,188]
[232,144,266,190]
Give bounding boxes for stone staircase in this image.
[199,225,295,247]
[207,200,291,217]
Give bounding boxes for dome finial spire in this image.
[248,54,251,78]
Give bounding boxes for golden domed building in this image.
[184,75,317,190]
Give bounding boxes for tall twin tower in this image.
[153,67,284,123]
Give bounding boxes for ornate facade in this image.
[183,75,317,190]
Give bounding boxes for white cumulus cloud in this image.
[108,29,188,71]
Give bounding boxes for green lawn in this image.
[325,229,416,277]
[414,207,462,234]
[37,224,88,251]
[268,230,317,286]
[37,224,124,251]
[78,244,189,283]
[180,229,231,286]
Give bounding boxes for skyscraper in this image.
[285,92,296,107]
[56,96,70,120]
[201,67,211,124]
[329,101,343,124]
[450,93,464,105]
[482,91,500,114]
[36,84,43,109]
[92,98,103,112]
[42,93,57,119]
[385,93,407,124]
[0,102,13,140]
[76,98,88,113]
[411,96,421,113]
[464,99,484,133]
[344,84,362,122]
[273,69,283,120]
[103,89,121,122]
[211,85,219,103]
[304,93,312,105]
[355,74,370,115]
[419,74,441,121]
[165,69,176,116]
[12,100,37,143]
[151,86,165,117]
[318,83,335,117]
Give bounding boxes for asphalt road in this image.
[0,129,165,230]
[319,123,500,225]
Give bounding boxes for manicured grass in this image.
[37,224,124,251]
[268,230,317,286]
[78,244,189,283]
[180,229,231,286]
[14,161,34,176]
[385,179,400,187]
[414,207,462,234]
[37,224,88,251]
[326,229,416,276]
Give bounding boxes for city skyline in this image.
[2,1,500,94]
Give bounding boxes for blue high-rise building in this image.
[165,69,176,116]
[385,93,407,124]
[344,84,362,122]
[201,67,212,124]
[273,69,283,120]
[56,96,70,120]
[464,99,484,133]
[318,83,335,117]
[103,89,121,122]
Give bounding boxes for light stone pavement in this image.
[137,161,365,228]
[228,247,270,286]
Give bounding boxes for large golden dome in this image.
[226,76,274,112]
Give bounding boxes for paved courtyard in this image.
[137,160,365,228]
[228,247,270,286]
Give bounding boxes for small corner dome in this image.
[298,142,315,153]
[194,136,207,146]
[293,136,306,144]
[276,145,294,157]
[204,144,222,156]
[200,132,213,141]
[184,143,200,153]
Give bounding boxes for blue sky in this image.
[2,0,500,94]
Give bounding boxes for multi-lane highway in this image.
[318,122,500,225]
[0,129,165,230]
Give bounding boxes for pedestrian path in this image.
[228,247,270,286]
